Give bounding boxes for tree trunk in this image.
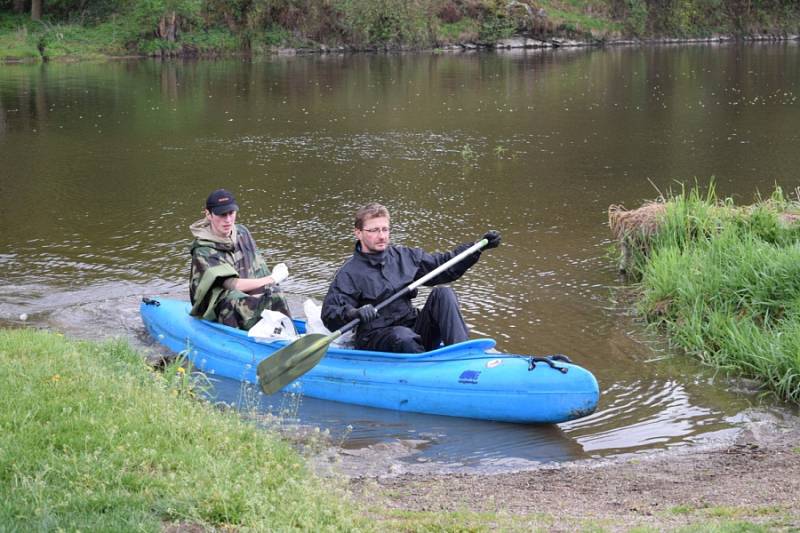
[223,11,238,32]
[0,100,6,137]
[31,0,42,20]
[13,0,25,14]
[158,12,179,42]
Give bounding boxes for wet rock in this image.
[143,350,175,369]
[495,37,550,49]
[551,39,591,48]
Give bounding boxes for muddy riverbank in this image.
[347,409,800,530]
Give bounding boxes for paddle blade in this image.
[257,333,338,394]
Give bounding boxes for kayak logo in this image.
[458,370,481,384]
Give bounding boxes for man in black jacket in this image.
[321,202,501,353]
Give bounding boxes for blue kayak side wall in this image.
[140,298,599,424]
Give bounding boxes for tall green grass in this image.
[0,22,40,60]
[0,15,134,60]
[624,185,800,404]
[0,329,362,531]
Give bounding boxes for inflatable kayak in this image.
[140,297,600,424]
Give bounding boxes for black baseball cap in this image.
[206,189,239,215]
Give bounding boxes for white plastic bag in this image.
[303,299,328,334]
[303,299,354,347]
[248,309,299,343]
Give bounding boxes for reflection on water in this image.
[207,369,741,474]
[563,380,732,454]
[2,44,799,473]
[209,374,590,474]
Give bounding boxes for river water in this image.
[2,43,799,474]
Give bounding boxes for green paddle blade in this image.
[257,332,341,394]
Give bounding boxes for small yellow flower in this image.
[176,367,186,374]
[50,374,61,383]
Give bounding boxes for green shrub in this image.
[182,27,239,53]
[335,0,433,47]
[478,11,516,42]
[624,0,648,36]
[436,16,480,43]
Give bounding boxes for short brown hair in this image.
[354,202,390,229]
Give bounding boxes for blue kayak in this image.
[140,297,600,424]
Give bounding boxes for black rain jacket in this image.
[321,241,481,347]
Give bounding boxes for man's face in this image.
[207,209,237,238]
[355,216,390,254]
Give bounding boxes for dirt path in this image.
[347,413,800,531]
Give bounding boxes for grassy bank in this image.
[614,184,800,404]
[0,329,362,530]
[2,0,799,61]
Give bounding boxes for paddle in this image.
[257,237,489,394]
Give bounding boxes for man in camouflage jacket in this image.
[189,189,290,330]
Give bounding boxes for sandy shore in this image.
[346,410,800,531]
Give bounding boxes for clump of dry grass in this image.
[608,202,666,275]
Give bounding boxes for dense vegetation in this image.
[0,329,361,530]
[617,185,800,405]
[1,0,799,60]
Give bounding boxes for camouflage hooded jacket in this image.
[188,219,269,319]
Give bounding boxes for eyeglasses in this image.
[362,227,390,234]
